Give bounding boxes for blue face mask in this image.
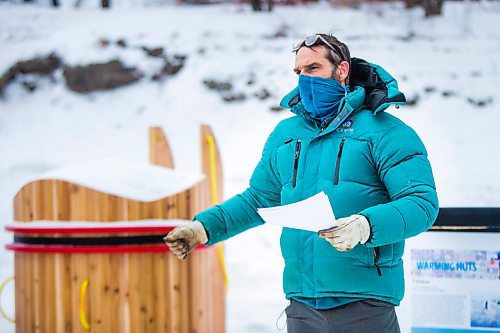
[298,75,349,122]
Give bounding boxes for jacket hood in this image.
[280,57,406,118]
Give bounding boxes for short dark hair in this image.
[295,33,351,84]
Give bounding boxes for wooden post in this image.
[149,127,174,168]
[200,125,224,203]
[53,182,72,333]
[199,124,226,332]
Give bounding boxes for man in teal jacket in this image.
[165,33,439,332]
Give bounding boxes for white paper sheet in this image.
[257,192,336,232]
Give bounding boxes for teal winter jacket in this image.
[194,58,439,305]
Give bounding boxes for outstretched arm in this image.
[193,130,283,246]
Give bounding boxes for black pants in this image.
[286,299,401,333]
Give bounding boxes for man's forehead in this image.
[294,45,329,67]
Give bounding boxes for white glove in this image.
[163,220,208,260]
[318,214,370,252]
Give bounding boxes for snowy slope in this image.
[1,1,499,332]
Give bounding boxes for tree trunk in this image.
[251,0,262,11]
[423,0,443,16]
[267,0,273,11]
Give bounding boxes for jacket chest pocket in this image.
[333,137,346,185]
[322,137,379,187]
[276,138,302,187]
[317,136,348,185]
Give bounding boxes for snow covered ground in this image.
[1,1,499,332]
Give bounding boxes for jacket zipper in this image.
[333,138,346,185]
[292,140,302,188]
[374,248,382,276]
[319,120,327,133]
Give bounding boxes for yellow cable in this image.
[0,276,15,324]
[206,135,219,204]
[79,279,91,331]
[206,135,229,293]
[217,243,228,293]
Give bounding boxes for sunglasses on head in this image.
[293,34,346,61]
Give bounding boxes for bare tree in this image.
[251,0,273,11]
[405,0,443,17]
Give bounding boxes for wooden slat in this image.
[23,184,34,221]
[31,182,42,222]
[13,189,23,222]
[54,254,70,333]
[41,180,54,220]
[122,193,141,333]
[24,253,33,333]
[100,254,112,332]
[167,254,181,333]
[54,181,71,221]
[151,199,164,220]
[144,201,156,219]
[88,254,104,332]
[70,253,88,333]
[107,194,120,222]
[108,254,122,331]
[188,251,203,333]
[52,178,72,333]
[154,253,168,333]
[116,197,128,221]
[187,186,197,218]
[127,253,142,333]
[85,187,97,222]
[69,184,87,221]
[32,181,49,331]
[180,259,190,333]
[143,254,156,333]
[43,253,56,333]
[99,192,110,222]
[38,180,55,333]
[149,127,174,168]
[15,253,25,333]
[92,194,110,330]
[213,247,226,333]
[206,249,215,333]
[118,254,130,333]
[32,253,42,333]
[127,199,139,221]
[177,192,188,220]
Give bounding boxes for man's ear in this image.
[339,60,350,85]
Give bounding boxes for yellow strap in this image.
[0,276,15,324]
[206,135,229,293]
[79,279,91,331]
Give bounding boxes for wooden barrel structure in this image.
[5,125,226,333]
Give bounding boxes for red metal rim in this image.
[5,225,178,235]
[5,243,209,253]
